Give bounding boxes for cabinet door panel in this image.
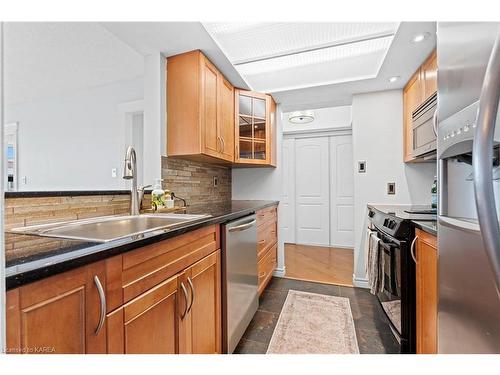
[108,275,179,354]
[190,251,221,353]
[403,72,423,162]
[201,58,220,158]
[6,262,106,354]
[179,250,221,354]
[219,76,234,162]
[422,51,437,101]
[416,230,438,354]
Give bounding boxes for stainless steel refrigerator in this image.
[437,22,500,353]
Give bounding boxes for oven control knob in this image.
[368,210,375,218]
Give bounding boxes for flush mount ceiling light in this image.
[412,32,430,43]
[203,22,400,92]
[388,76,400,83]
[288,110,315,124]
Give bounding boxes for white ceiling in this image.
[99,22,249,89]
[4,22,144,106]
[3,22,436,111]
[203,22,399,93]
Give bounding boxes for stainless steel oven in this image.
[412,93,437,158]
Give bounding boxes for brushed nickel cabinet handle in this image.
[410,236,418,264]
[186,277,195,314]
[216,136,220,153]
[180,282,189,319]
[220,137,225,154]
[93,275,106,335]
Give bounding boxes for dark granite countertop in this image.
[5,200,278,289]
[367,204,437,221]
[412,220,437,236]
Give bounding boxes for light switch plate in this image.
[358,161,366,173]
[387,182,396,195]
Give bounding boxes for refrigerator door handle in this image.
[473,34,500,292]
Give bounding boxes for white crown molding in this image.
[283,126,352,139]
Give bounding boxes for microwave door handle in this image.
[473,34,500,293]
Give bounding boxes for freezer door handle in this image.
[473,34,500,292]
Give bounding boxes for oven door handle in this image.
[378,240,395,252]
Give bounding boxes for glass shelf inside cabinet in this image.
[238,94,267,161]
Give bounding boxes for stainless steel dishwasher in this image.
[222,214,259,354]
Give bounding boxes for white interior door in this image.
[281,138,295,244]
[295,137,330,246]
[329,135,354,248]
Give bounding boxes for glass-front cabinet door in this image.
[235,90,273,165]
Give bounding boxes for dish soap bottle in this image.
[431,176,438,209]
[151,179,165,210]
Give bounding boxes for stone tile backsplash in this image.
[4,158,232,230]
[161,157,231,206]
[4,194,130,229]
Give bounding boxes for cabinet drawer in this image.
[107,225,219,308]
[257,222,277,260]
[258,243,277,295]
[256,206,277,227]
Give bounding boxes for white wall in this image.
[351,90,436,287]
[283,106,351,133]
[4,78,144,191]
[1,21,6,349]
[232,105,285,276]
[143,53,166,186]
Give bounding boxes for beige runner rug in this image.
[267,290,359,354]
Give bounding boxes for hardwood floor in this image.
[284,243,354,287]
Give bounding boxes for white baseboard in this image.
[273,266,286,278]
[352,275,369,289]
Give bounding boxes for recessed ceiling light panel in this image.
[203,22,400,92]
[389,76,400,82]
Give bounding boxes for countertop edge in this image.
[6,200,279,290]
[411,220,437,236]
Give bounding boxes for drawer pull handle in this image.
[187,277,195,314]
[259,272,266,278]
[410,236,418,263]
[258,239,266,244]
[93,275,106,335]
[180,282,189,319]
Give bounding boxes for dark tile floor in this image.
[234,277,400,354]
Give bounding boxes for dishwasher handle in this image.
[228,219,257,232]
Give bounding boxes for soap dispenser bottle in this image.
[151,179,165,210]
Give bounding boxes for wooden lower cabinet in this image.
[6,261,107,354]
[6,226,222,354]
[106,275,179,354]
[415,228,438,354]
[256,205,278,294]
[178,250,221,354]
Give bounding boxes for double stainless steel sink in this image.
[10,214,210,243]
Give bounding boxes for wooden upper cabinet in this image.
[403,72,423,162]
[235,89,277,167]
[219,76,235,162]
[178,250,221,354]
[6,261,107,354]
[421,50,437,102]
[415,229,438,354]
[167,50,234,163]
[403,49,437,163]
[107,275,179,354]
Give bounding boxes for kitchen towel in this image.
[367,231,384,295]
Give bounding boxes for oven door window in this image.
[378,240,402,336]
